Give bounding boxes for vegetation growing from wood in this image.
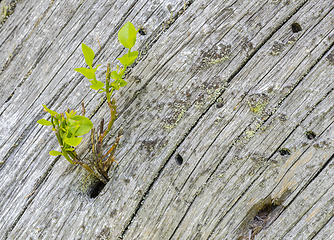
[37,22,138,184]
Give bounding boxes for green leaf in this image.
[42,105,58,116]
[98,88,106,93]
[64,137,82,146]
[52,116,59,126]
[67,123,80,135]
[117,51,138,66]
[81,43,95,67]
[110,81,120,90]
[118,22,137,49]
[70,115,93,136]
[65,111,71,120]
[61,150,74,164]
[110,70,120,80]
[49,150,63,156]
[66,110,77,119]
[93,64,101,70]
[119,79,127,87]
[37,119,52,126]
[89,80,104,91]
[67,118,77,126]
[54,114,61,120]
[74,67,96,79]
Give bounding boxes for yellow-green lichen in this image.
[248,100,267,115]
[1,2,10,22]
[207,85,226,101]
[164,101,187,129]
[201,44,231,67]
[0,1,15,28]
[244,130,255,139]
[247,94,269,116]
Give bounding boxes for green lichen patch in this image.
[194,80,227,109]
[164,100,188,129]
[206,82,226,101]
[201,43,231,66]
[191,44,231,72]
[247,93,269,115]
[242,118,263,142]
[0,0,17,28]
[194,93,206,109]
[245,129,256,139]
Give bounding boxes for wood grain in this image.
[0,0,333,239]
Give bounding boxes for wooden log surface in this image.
[0,0,333,239]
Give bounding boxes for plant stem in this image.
[105,63,111,103]
[62,149,74,164]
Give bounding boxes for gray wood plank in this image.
[1,0,333,239]
[214,90,334,239]
[0,0,66,103]
[313,213,334,240]
[1,0,187,238]
[123,0,334,239]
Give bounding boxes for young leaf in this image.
[119,79,127,87]
[52,116,59,126]
[74,67,96,79]
[117,50,138,66]
[66,110,77,119]
[93,64,101,70]
[67,123,80,135]
[42,105,58,116]
[65,111,71,120]
[118,22,137,49]
[89,80,105,91]
[49,150,63,156]
[37,119,52,126]
[110,81,120,90]
[70,115,93,136]
[61,150,74,164]
[110,70,120,80]
[64,137,82,146]
[81,43,95,67]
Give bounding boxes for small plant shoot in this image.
[38,22,138,184]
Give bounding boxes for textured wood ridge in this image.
[0,0,333,239]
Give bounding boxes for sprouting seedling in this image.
[37,22,138,184]
[75,22,138,103]
[74,43,103,91]
[37,104,95,173]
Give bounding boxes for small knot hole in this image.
[279,148,291,156]
[291,22,302,33]
[216,101,224,108]
[89,181,106,198]
[138,28,147,35]
[175,153,183,165]
[305,131,316,140]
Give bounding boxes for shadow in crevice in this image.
[237,196,287,240]
[89,180,106,198]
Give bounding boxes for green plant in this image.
[38,22,138,183]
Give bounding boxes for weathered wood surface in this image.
[0,0,333,239]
